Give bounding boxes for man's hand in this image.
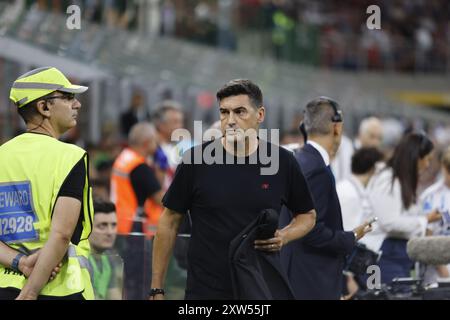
[15,290,38,300]
[254,230,285,252]
[19,251,63,281]
[427,209,442,223]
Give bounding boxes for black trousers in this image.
[0,288,84,300]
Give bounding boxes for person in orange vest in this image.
[110,122,165,300]
[111,122,164,238]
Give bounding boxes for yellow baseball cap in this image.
[9,66,88,108]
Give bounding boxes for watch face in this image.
[150,288,164,296]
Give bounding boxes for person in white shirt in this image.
[337,147,384,298]
[338,147,385,237]
[365,132,442,285]
[419,146,450,285]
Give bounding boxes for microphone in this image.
[407,236,450,265]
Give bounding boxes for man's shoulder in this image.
[295,145,326,172]
[52,141,87,161]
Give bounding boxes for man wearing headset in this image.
[279,97,372,299]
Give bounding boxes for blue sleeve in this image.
[301,168,355,255]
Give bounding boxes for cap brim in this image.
[59,84,88,94]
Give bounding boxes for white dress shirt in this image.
[307,140,330,166]
[363,167,428,252]
[331,135,354,182]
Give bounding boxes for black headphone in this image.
[319,96,343,123]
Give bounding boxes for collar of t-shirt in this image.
[307,140,330,166]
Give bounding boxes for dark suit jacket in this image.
[229,209,295,300]
[279,143,355,299]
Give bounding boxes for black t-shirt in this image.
[129,163,161,206]
[58,157,86,245]
[163,139,314,298]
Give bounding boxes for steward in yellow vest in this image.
[0,67,94,300]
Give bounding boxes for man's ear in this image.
[333,122,342,136]
[257,106,265,123]
[36,100,51,118]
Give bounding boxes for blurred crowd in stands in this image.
[6,0,448,73]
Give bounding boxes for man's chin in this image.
[225,135,244,144]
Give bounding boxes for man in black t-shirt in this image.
[150,79,317,300]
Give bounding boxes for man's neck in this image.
[129,146,147,158]
[158,132,172,146]
[221,137,258,157]
[26,120,58,138]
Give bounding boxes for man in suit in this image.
[280,97,372,299]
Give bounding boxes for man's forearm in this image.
[151,210,182,288]
[279,210,316,245]
[18,233,70,298]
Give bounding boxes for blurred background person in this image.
[419,146,450,285]
[354,117,384,150]
[88,199,123,300]
[337,147,385,299]
[338,147,385,231]
[331,116,384,182]
[365,132,442,285]
[120,90,150,138]
[152,101,185,187]
[110,122,164,299]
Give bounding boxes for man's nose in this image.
[105,225,116,235]
[227,112,236,126]
[73,98,81,109]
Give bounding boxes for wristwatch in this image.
[149,288,165,297]
[353,231,358,241]
[11,253,26,273]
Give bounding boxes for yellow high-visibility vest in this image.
[0,133,94,299]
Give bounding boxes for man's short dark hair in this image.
[216,79,263,109]
[93,199,116,215]
[303,97,341,136]
[152,101,183,124]
[17,91,57,123]
[351,147,384,175]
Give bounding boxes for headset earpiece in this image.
[318,96,342,123]
[298,122,308,143]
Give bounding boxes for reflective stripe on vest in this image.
[68,245,91,271]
